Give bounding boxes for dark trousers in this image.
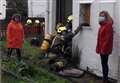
[7,48,21,61]
[100,54,109,81]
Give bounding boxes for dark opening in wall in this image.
[56,0,72,24]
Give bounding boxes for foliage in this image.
[1,39,71,83]
[6,0,27,15]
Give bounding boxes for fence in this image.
[24,17,45,38]
[0,18,45,40]
[0,26,6,40]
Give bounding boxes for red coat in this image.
[96,21,113,54]
[7,20,24,48]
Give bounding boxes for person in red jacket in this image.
[96,11,113,83]
[6,14,24,61]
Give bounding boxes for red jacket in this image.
[7,20,24,48]
[96,21,113,54]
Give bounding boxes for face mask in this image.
[99,16,106,22]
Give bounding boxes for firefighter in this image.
[66,15,73,32]
[27,19,32,24]
[26,19,32,28]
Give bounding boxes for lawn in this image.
[0,39,71,83]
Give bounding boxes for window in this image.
[79,4,91,26]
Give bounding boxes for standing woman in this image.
[7,14,24,61]
[96,11,113,83]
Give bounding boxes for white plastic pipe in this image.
[117,0,120,82]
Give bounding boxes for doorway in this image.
[56,0,72,24]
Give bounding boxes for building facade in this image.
[1,0,118,81]
[0,0,6,20]
[72,0,120,80]
[29,0,120,80]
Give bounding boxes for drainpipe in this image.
[49,0,56,34]
[47,0,50,34]
[30,0,33,17]
[45,0,49,34]
[117,0,120,82]
[44,0,49,34]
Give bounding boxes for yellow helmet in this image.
[56,23,64,30]
[35,19,40,24]
[26,19,32,24]
[67,15,73,22]
[57,26,67,33]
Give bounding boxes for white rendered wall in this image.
[0,0,6,20]
[28,0,47,17]
[28,0,56,34]
[73,0,119,79]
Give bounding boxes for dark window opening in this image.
[79,4,91,26]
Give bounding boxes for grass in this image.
[2,73,27,83]
[0,39,71,83]
[0,39,42,59]
[22,39,42,60]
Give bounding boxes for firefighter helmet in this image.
[35,19,40,24]
[56,23,64,30]
[67,15,73,22]
[57,26,67,33]
[26,19,32,24]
